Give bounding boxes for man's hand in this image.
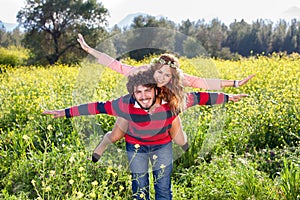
[228,94,248,102]
[42,110,66,118]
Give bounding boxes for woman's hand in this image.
[43,110,65,118]
[77,33,90,52]
[237,74,255,87]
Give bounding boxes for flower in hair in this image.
[150,58,177,69]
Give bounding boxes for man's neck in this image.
[148,98,162,114]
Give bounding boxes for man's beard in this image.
[136,97,156,110]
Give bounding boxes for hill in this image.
[0,20,19,31]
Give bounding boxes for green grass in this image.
[1,54,299,199]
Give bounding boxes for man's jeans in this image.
[126,142,173,200]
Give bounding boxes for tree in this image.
[283,19,300,54]
[126,15,177,60]
[17,0,109,65]
[270,20,288,53]
[178,19,197,36]
[206,18,228,57]
[182,37,206,58]
[225,20,251,56]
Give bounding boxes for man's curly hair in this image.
[126,69,157,94]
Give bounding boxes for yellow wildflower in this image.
[77,191,84,198]
[22,134,29,141]
[49,170,55,176]
[69,179,74,185]
[140,193,145,198]
[45,186,51,192]
[78,166,85,172]
[31,179,36,186]
[91,180,98,186]
[69,156,75,163]
[89,192,96,198]
[79,152,85,157]
[106,166,114,174]
[47,124,53,130]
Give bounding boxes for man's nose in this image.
[141,92,147,98]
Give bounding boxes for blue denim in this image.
[126,142,173,200]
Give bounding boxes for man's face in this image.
[133,85,156,110]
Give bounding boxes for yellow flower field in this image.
[0,54,299,199]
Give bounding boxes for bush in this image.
[0,46,29,66]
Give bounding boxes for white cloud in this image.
[282,6,300,18]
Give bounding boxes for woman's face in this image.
[153,65,172,87]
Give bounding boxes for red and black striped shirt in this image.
[65,92,228,145]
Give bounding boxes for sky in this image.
[1,0,300,26]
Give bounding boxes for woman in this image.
[77,34,254,162]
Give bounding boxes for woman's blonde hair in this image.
[150,53,186,114]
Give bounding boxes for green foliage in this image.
[0,55,299,199]
[0,28,24,47]
[279,158,300,200]
[0,46,29,66]
[173,153,279,200]
[17,0,109,65]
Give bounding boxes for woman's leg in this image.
[92,117,128,162]
[169,116,189,151]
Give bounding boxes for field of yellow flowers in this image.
[0,54,299,199]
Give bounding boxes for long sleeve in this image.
[65,101,113,118]
[96,53,138,77]
[186,92,228,108]
[183,73,222,90]
[64,94,134,118]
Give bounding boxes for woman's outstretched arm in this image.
[77,33,138,76]
[183,74,255,90]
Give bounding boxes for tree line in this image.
[1,0,300,65]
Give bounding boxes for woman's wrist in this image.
[85,46,90,53]
[233,80,239,87]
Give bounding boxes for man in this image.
[43,70,247,200]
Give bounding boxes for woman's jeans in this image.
[126,142,173,200]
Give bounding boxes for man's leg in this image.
[150,142,173,200]
[126,143,150,200]
[92,117,128,162]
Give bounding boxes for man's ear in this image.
[155,88,158,96]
